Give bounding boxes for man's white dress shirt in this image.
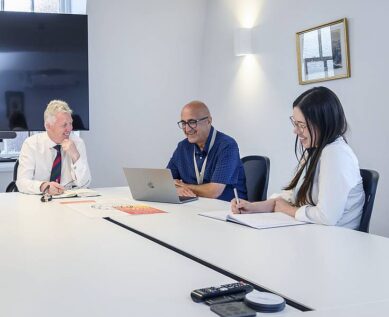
[16,132,91,194]
[271,137,365,229]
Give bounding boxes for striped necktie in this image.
[50,144,62,183]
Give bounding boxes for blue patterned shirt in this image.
[167,127,247,201]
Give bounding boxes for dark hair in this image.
[284,86,348,206]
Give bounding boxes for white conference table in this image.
[94,187,389,312]
[286,300,389,317]
[0,191,300,316]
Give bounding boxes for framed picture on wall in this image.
[296,18,350,85]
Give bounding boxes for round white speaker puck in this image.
[244,290,286,312]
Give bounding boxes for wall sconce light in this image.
[234,28,252,56]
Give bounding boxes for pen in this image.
[234,188,242,214]
[233,188,241,213]
[233,188,240,204]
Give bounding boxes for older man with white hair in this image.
[16,100,91,195]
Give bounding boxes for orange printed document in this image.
[113,204,166,215]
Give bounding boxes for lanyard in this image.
[193,129,217,184]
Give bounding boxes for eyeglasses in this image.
[40,185,53,202]
[63,180,76,190]
[177,116,208,129]
[289,116,307,131]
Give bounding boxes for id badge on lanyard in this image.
[193,129,217,184]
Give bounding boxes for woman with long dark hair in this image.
[231,87,365,229]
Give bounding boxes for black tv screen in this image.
[0,11,89,131]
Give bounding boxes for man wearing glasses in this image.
[167,100,247,201]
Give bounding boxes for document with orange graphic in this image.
[113,204,167,215]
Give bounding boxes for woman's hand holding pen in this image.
[231,198,253,214]
[231,198,277,214]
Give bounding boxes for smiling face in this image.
[46,112,73,144]
[180,102,212,149]
[292,106,316,149]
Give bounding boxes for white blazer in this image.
[272,137,365,229]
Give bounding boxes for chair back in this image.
[5,159,19,192]
[359,169,379,233]
[242,155,270,201]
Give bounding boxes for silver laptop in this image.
[123,168,198,204]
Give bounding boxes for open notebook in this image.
[52,188,101,199]
[199,210,307,229]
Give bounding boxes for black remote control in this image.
[191,282,254,303]
[205,291,247,305]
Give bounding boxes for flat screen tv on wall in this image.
[0,11,89,131]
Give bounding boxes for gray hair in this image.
[44,100,73,126]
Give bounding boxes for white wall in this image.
[84,0,388,236]
[85,0,207,186]
[198,0,389,236]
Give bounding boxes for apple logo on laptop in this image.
[147,182,155,189]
